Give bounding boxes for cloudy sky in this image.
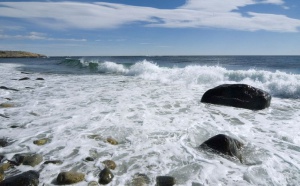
[0,0,299,56]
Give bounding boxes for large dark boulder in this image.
[201,84,271,110]
[200,134,243,162]
[0,170,39,186]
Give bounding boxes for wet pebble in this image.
[156,176,176,186]
[102,160,116,170]
[99,167,114,185]
[106,137,118,145]
[56,171,85,185]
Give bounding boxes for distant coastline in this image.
[0,51,46,58]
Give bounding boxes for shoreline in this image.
[0,51,46,58]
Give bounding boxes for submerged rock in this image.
[200,134,243,162]
[201,84,271,110]
[19,77,30,81]
[131,173,150,186]
[10,153,43,167]
[56,171,85,185]
[106,137,118,145]
[0,138,14,147]
[43,160,63,165]
[33,138,48,146]
[0,170,4,182]
[0,114,9,119]
[99,167,114,185]
[88,181,99,186]
[85,157,94,162]
[102,160,116,170]
[0,86,18,91]
[156,176,176,186]
[0,162,13,172]
[0,103,14,108]
[0,170,39,186]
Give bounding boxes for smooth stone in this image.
[201,84,271,110]
[43,160,63,165]
[19,77,30,81]
[87,134,102,140]
[0,138,13,147]
[10,153,43,167]
[0,171,4,182]
[106,137,118,145]
[131,173,150,186]
[88,181,99,186]
[0,103,14,108]
[0,114,9,118]
[56,171,85,185]
[102,160,116,170]
[33,138,48,146]
[0,86,18,91]
[156,176,176,186]
[99,167,114,185]
[199,134,243,162]
[85,157,94,162]
[0,162,13,171]
[0,170,39,186]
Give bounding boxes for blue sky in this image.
[0,0,299,56]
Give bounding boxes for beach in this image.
[0,56,300,185]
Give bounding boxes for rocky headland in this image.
[0,51,46,58]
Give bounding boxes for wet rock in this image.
[88,181,99,186]
[43,160,63,165]
[0,138,14,147]
[201,84,271,110]
[87,134,102,140]
[19,77,30,81]
[0,114,9,119]
[0,103,14,108]
[10,153,43,167]
[102,160,116,170]
[0,155,5,162]
[0,162,13,172]
[9,125,19,129]
[131,173,150,186]
[0,86,18,91]
[33,138,48,146]
[199,134,243,162]
[0,170,4,182]
[36,78,44,80]
[85,157,94,162]
[156,176,176,186]
[106,137,118,145]
[99,167,114,185]
[0,170,39,186]
[56,171,85,185]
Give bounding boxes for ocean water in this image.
[0,56,300,185]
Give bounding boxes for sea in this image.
[0,56,300,185]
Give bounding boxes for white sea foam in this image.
[0,60,299,185]
[94,60,300,98]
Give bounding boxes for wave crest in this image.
[61,59,300,99]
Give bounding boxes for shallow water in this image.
[0,57,300,185]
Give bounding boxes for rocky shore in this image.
[0,51,46,58]
[0,70,273,185]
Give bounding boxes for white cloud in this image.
[0,31,87,41]
[0,0,299,32]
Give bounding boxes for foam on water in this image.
[0,59,300,185]
[93,60,300,98]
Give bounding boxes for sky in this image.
[0,0,300,56]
